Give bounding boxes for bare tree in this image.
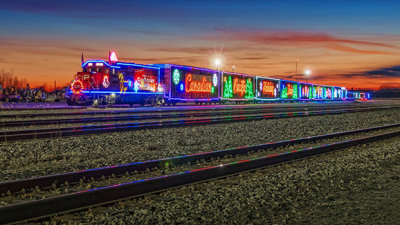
[0,69,6,88]
[4,71,13,88]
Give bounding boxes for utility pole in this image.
[295,58,298,81]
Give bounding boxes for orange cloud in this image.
[208,30,398,55]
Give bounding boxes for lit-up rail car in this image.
[354,92,371,101]
[298,82,313,100]
[280,80,299,100]
[221,72,255,102]
[346,91,361,100]
[66,58,164,105]
[255,77,280,101]
[333,87,346,100]
[313,85,325,100]
[361,92,371,100]
[155,64,220,104]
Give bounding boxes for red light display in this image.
[257,78,279,99]
[287,83,294,96]
[326,87,332,99]
[134,70,156,92]
[185,74,212,93]
[71,80,84,94]
[262,81,275,95]
[233,77,246,96]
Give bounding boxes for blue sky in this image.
[1,0,400,89]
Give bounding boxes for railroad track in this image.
[1,123,399,224]
[0,106,86,111]
[0,102,372,119]
[0,106,397,142]
[0,105,389,128]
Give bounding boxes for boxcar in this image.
[221,72,255,102]
[280,80,299,100]
[298,82,313,100]
[255,77,280,101]
[156,64,220,104]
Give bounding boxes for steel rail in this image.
[0,106,86,111]
[0,105,387,127]
[0,103,374,119]
[1,122,399,194]
[1,129,399,224]
[0,106,397,143]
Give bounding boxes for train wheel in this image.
[151,99,158,107]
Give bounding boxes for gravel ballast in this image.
[44,136,400,224]
[2,126,399,206]
[0,108,399,182]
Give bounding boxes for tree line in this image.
[0,69,28,90]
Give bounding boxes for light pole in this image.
[295,58,298,81]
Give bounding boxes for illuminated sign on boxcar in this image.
[326,87,333,99]
[185,74,212,93]
[256,77,279,99]
[314,85,324,99]
[281,81,298,99]
[170,66,219,100]
[134,69,157,92]
[333,87,343,99]
[299,83,312,99]
[222,72,255,100]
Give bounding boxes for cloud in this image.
[151,46,248,55]
[235,57,268,61]
[362,65,400,77]
[208,30,398,55]
[325,43,392,54]
[339,65,400,80]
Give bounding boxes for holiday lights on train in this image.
[66,51,359,106]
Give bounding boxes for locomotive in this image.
[65,51,368,106]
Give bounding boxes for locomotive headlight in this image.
[157,85,164,93]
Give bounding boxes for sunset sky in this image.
[1,0,400,90]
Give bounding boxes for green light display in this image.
[173,69,180,85]
[223,76,233,98]
[299,84,302,98]
[313,86,316,99]
[281,85,288,99]
[244,78,254,99]
[293,84,298,99]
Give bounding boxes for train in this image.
[66,51,370,106]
